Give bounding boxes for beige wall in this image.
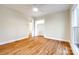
[0,6,30,44]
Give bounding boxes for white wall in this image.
[0,6,30,45]
[35,10,70,41]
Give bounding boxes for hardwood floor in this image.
[0,36,73,55]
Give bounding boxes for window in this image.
[72,5,79,47]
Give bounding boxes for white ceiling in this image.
[0,4,71,17]
[32,4,71,17]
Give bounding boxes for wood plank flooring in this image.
[0,36,73,55]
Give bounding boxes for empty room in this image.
[0,4,78,55]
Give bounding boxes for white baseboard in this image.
[44,36,70,42]
[0,35,69,45]
[0,36,28,45]
[70,41,79,55]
